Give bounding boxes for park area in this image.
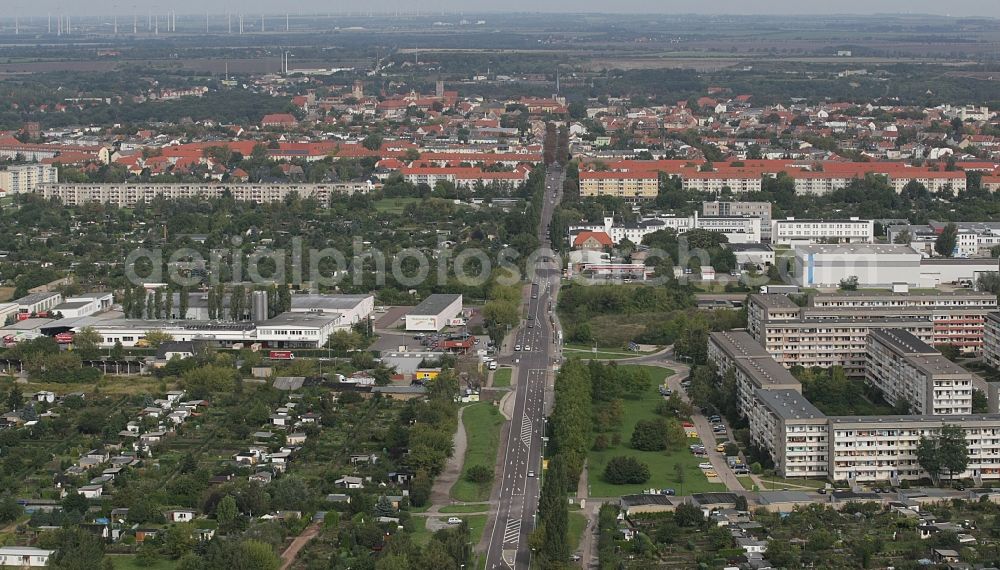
[586,365,727,497]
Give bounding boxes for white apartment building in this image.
[578,171,659,200]
[707,330,803,419]
[889,172,966,195]
[811,291,998,311]
[789,172,854,196]
[811,291,995,353]
[771,217,874,245]
[711,321,1000,482]
[0,164,58,196]
[747,294,938,375]
[783,170,965,197]
[866,329,973,416]
[828,415,1000,483]
[703,201,773,239]
[37,182,374,207]
[985,312,1000,369]
[750,388,829,478]
[681,172,762,193]
[749,291,996,367]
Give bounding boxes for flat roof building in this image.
[793,244,922,289]
[13,291,63,315]
[750,388,829,479]
[707,330,802,419]
[405,294,463,331]
[747,292,993,375]
[866,329,974,416]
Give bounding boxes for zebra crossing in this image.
[520,415,532,448]
[502,518,522,544]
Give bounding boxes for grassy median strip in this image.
[568,512,588,553]
[440,503,490,514]
[493,367,512,388]
[451,403,505,502]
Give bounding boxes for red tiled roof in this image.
[573,231,613,247]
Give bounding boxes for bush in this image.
[592,434,610,451]
[465,465,493,484]
[603,456,650,484]
[630,419,667,451]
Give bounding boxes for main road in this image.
[482,165,564,569]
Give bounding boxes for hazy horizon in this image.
[8,1,1000,19]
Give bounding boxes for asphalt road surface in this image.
[483,165,564,569]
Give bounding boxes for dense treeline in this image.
[641,227,738,274]
[550,359,593,487]
[557,283,694,323]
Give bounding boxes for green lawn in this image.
[738,476,756,490]
[587,365,727,498]
[440,503,490,514]
[451,403,504,501]
[493,367,512,388]
[758,475,828,490]
[374,197,421,214]
[110,556,178,570]
[568,512,588,553]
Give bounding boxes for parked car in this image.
[698,462,713,470]
[705,470,717,478]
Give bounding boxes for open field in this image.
[374,197,421,214]
[451,403,505,502]
[19,376,178,396]
[587,366,726,497]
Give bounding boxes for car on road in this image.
[698,462,713,470]
[447,517,462,525]
[515,345,521,351]
[527,471,535,477]
[716,443,727,453]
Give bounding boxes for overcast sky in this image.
[12,1,1000,18]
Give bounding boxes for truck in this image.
[269,350,295,360]
[55,332,75,345]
